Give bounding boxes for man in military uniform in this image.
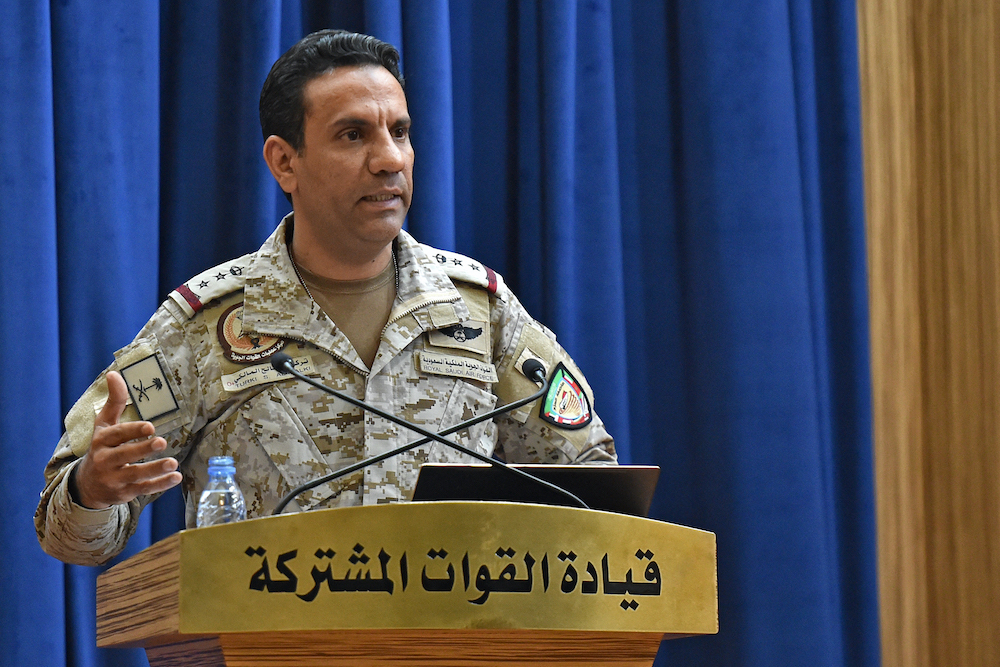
[36,30,616,567]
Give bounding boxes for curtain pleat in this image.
[0,3,66,666]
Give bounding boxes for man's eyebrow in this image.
[327,115,411,129]
[328,116,374,129]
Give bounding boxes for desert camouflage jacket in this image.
[35,217,616,565]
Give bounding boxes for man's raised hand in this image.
[71,371,182,509]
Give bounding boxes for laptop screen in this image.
[411,464,660,517]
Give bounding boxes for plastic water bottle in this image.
[196,456,247,527]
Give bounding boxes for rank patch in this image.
[540,362,592,429]
[217,303,287,364]
[119,354,179,422]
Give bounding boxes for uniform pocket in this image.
[433,380,500,459]
[192,385,353,517]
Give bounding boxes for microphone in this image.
[268,352,588,514]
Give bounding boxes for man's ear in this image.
[263,135,298,196]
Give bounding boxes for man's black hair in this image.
[259,29,404,153]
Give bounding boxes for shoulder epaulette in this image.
[422,245,505,296]
[168,255,252,319]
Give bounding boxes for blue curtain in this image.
[0,1,879,665]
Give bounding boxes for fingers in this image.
[137,470,184,497]
[76,371,185,508]
[93,432,166,468]
[75,450,182,509]
[115,458,183,496]
[92,421,156,451]
[92,370,156,454]
[96,371,130,428]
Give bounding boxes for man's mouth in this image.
[363,193,397,202]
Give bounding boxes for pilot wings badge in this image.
[427,320,489,354]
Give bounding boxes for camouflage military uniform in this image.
[35,216,616,566]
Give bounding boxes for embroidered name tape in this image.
[222,356,317,393]
[119,354,180,422]
[540,362,592,429]
[417,350,499,383]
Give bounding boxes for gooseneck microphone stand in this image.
[269,353,589,515]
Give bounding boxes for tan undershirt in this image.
[296,258,396,369]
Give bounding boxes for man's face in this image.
[289,65,413,257]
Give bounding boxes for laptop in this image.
[411,463,660,517]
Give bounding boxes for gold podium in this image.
[96,502,717,666]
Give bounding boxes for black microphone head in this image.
[271,352,294,373]
[521,358,546,384]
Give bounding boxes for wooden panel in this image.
[858,0,1000,665]
[857,2,929,664]
[215,629,663,667]
[96,533,181,647]
[147,637,225,667]
[145,629,665,667]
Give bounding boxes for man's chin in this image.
[349,218,405,254]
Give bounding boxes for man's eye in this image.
[344,130,360,141]
[394,127,409,139]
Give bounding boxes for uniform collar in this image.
[241,214,315,337]
[392,227,469,327]
[241,214,469,369]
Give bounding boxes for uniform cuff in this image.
[58,460,121,525]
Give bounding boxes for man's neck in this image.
[289,228,394,281]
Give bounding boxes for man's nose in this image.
[368,130,406,174]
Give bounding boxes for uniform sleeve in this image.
[34,437,145,566]
[34,300,203,566]
[490,288,617,465]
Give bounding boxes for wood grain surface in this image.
[96,534,181,647]
[146,630,664,667]
[857,0,1000,664]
